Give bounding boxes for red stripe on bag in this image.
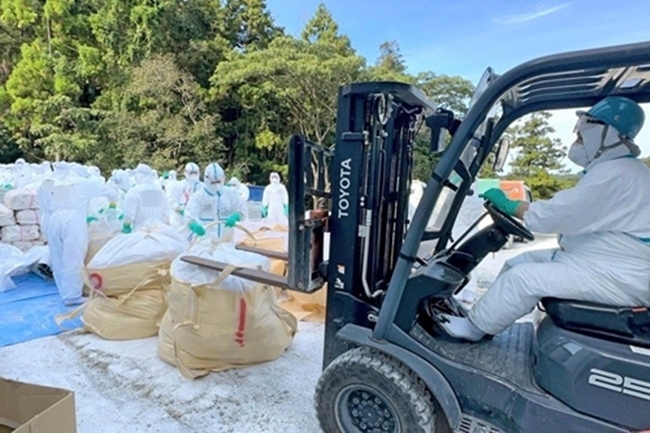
[235,298,247,347]
[89,273,103,289]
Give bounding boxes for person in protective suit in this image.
[261,172,289,225]
[120,163,171,233]
[170,162,203,226]
[108,169,133,205]
[37,162,118,305]
[228,177,250,202]
[184,162,248,240]
[440,96,650,341]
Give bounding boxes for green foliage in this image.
[507,111,571,199]
[0,0,558,200]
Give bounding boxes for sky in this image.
[265,0,650,172]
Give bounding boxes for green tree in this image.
[98,54,219,172]
[301,3,353,55]
[410,74,474,180]
[211,35,365,182]
[507,111,569,199]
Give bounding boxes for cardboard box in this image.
[0,378,76,433]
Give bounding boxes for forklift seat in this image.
[542,298,650,348]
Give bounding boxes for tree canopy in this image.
[0,0,574,189]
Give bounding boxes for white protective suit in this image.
[262,172,289,226]
[468,119,650,336]
[185,163,248,240]
[170,162,203,226]
[228,177,250,202]
[108,169,132,206]
[13,158,32,188]
[37,164,117,305]
[121,163,171,229]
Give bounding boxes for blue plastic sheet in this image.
[0,272,82,347]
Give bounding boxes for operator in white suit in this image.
[185,162,248,241]
[37,163,118,305]
[440,96,650,341]
[262,172,289,225]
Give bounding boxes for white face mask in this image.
[568,141,590,167]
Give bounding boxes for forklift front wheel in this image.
[315,347,439,433]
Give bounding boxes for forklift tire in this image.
[315,347,438,433]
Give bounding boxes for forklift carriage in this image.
[182,42,650,432]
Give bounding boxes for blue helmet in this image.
[580,96,645,139]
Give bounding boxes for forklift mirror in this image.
[426,108,456,154]
[493,137,510,172]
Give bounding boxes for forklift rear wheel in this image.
[315,347,438,433]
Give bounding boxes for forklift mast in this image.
[287,83,437,365]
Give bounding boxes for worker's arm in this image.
[519,171,617,235]
[514,202,529,219]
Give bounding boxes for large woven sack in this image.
[4,187,39,210]
[82,289,167,340]
[84,233,115,266]
[0,203,15,226]
[238,224,327,322]
[1,224,39,242]
[85,223,188,296]
[15,209,39,225]
[84,210,124,265]
[237,225,288,276]
[158,240,297,379]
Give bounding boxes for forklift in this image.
[182,41,650,432]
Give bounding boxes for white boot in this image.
[438,314,486,342]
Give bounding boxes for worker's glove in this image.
[225,212,241,228]
[261,205,268,218]
[188,220,206,237]
[479,188,521,216]
[86,215,98,224]
[175,207,185,216]
[283,204,288,217]
[162,171,169,180]
[122,222,133,234]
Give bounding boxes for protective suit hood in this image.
[269,172,280,185]
[204,162,226,195]
[185,162,200,182]
[134,163,157,185]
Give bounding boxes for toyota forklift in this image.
[182,42,650,432]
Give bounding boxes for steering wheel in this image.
[484,202,535,241]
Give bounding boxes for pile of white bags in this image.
[0,187,45,251]
[158,236,297,379]
[81,223,189,340]
[0,243,50,292]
